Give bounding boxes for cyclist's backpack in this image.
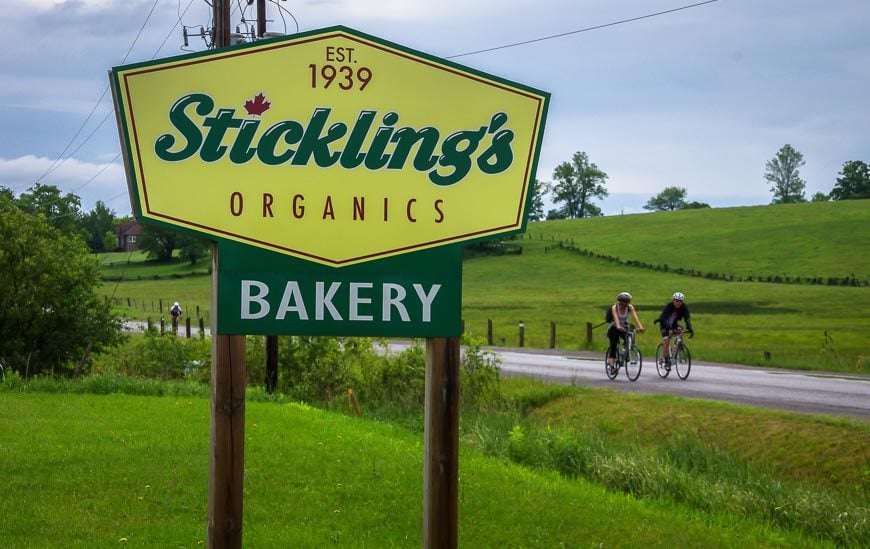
[604,305,613,323]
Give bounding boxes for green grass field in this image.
[532,199,870,281]
[0,391,836,547]
[101,200,870,371]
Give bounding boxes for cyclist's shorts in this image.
[660,323,680,338]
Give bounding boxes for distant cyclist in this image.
[657,292,694,367]
[607,292,645,370]
[170,301,183,333]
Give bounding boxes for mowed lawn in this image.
[0,392,820,547]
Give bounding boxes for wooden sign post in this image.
[423,337,461,547]
[207,246,247,548]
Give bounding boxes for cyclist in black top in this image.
[657,292,694,366]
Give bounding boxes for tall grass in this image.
[493,420,868,545]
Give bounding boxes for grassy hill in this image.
[102,201,870,371]
[531,199,870,281]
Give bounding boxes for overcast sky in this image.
[1,0,868,215]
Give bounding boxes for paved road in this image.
[485,347,870,420]
[124,322,868,420]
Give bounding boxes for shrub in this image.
[91,329,210,382]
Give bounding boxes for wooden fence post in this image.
[586,322,593,344]
[200,317,206,339]
[186,316,192,338]
[549,321,556,349]
[159,298,163,313]
[486,319,493,346]
[160,317,165,335]
[518,321,525,347]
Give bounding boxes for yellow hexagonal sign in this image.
[111,26,549,267]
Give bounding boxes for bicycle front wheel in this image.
[605,354,618,380]
[675,345,691,380]
[655,343,670,378]
[625,346,642,381]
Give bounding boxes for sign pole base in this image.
[423,336,460,548]
[208,248,247,548]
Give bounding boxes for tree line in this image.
[0,183,209,263]
[528,147,869,220]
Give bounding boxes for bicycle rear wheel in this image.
[675,345,691,380]
[625,345,642,381]
[604,354,618,380]
[655,344,670,378]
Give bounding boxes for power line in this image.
[447,0,719,59]
[29,0,163,188]
[22,0,197,210]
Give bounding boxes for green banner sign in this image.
[217,241,461,337]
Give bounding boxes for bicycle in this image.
[656,326,692,380]
[605,327,642,381]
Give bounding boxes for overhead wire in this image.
[28,0,197,214]
[447,0,719,58]
[31,0,163,188]
[268,0,299,34]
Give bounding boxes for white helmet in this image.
[617,292,632,303]
[672,292,685,301]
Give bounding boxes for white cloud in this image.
[19,0,115,9]
[0,155,128,211]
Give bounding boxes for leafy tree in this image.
[644,186,688,211]
[177,234,211,265]
[765,144,807,204]
[80,200,116,253]
[0,196,122,377]
[528,178,550,222]
[552,151,608,218]
[15,183,83,235]
[683,201,711,209]
[0,185,12,200]
[810,192,829,202]
[103,230,117,252]
[829,160,870,200]
[546,208,568,220]
[583,202,603,217]
[138,225,180,261]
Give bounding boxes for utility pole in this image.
[256,0,280,396]
[257,0,266,38]
[207,2,246,549]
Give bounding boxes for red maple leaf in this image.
[244,93,271,116]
